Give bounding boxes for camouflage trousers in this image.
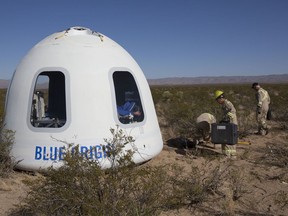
[256,102,269,134]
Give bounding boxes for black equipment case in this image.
[211,123,238,145]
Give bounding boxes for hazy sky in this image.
[0,0,287,79]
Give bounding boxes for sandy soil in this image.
[0,172,33,215]
[1,121,288,215]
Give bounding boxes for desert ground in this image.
[1,120,288,216]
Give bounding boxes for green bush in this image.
[11,126,181,215]
[0,89,7,121]
[0,89,15,176]
[0,121,15,177]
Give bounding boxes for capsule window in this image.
[30,71,67,128]
[113,72,144,124]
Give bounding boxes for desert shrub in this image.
[16,159,177,215]
[11,126,181,216]
[260,140,288,168]
[0,121,15,177]
[0,89,15,176]
[180,163,250,215]
[0,89,7,121]
[172,162,231,206]
[227,168,249,201]
[267,84,288,121]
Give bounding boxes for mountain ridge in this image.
[147,74,288,85]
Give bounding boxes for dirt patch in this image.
[0,172,34,215]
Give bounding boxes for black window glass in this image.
[113,72,144,124]
[31,71,66,128]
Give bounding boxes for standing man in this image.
[214,90,238,158]
[251,83,270,135]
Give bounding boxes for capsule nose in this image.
[68,26,92,35]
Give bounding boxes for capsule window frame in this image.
[28,68,71,131]
[112,71,145,125]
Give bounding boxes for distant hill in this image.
[0,80,10,89]
[1,74,288,88]
[147,74,288,85]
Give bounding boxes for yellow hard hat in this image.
[214,90,224,99]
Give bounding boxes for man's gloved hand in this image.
[227,112,234,119]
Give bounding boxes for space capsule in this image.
[4,26,163,171]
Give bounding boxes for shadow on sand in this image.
[166,137,223,157]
